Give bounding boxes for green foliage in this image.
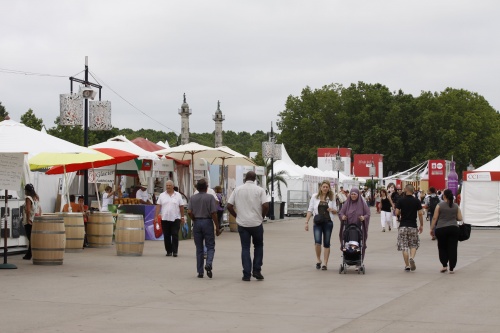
[278,83,500,177]
[0,101,8,121]
[20,109,44,130]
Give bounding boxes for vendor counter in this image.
[107,204,191,241]
[1,199,28,250]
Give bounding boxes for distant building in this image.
[212,100,225,147]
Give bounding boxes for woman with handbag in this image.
[305,180,337,271]
[430,189,463,274]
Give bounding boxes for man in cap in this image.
[136,183,152,205]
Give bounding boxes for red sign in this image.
[428,160,446,190]
[463,171,500,182]
[353,154,383,177]
[317,148,351,158]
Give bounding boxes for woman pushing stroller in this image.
[339,187,370,267]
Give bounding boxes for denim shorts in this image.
[313,220,334,248]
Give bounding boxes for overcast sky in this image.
[1,0,498,139]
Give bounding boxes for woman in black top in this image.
[380,189,393,232]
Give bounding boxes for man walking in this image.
[227,171,269,281]
[395,184,424,272]
[156,180,185,257]
[188,179,222,278]
[424,187,441,240]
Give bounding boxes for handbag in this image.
[313,214,327,225]
[458,222,471,242]
[154,215,163,238]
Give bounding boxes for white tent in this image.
[461,155,500,226]
[273,145,354,214]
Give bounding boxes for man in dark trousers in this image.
[227,171,269,281]
[188,179,222,278]
[396,184,424,272]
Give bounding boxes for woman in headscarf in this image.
[338,187,370,259]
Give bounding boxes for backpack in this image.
[428,196,440,215]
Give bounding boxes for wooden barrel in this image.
[87,212,114,248]
[32,215,65,265]
[60,213,85,252]
[115,214,145,256]
[229,212,238,232]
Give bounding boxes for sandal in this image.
[321,265,327,270]
[316,262,321,270]
[440,267,448,273]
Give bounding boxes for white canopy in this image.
[462,155,500,226]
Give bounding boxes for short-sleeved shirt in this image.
[227,181,268,227]
[396,195,422,228]
[157,191,184,221]
[188,192,218,219]
[63,202,82,213]
[136,189,150,203]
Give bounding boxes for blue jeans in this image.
[238,224,264,278]
[313,220,333,248]
[193,219,215,274]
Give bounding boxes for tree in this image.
[264,158,289,201]
[0,101,8,121]
[277,82,500,177]
[20,109,44,130]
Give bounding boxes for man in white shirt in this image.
[227,171,269,281]
[155,180,185,257]
[136,183,152,205]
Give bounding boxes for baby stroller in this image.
[339,223,365,274]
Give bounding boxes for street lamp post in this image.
[262,123,281,221]
[69,57,103,206]
[368,161,376,207]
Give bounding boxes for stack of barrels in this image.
[31,212,145,265]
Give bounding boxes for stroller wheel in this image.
[339,264,343,274]
[344,265,347,274]
[362,265,366,275]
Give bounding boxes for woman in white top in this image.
[101,186,116,212]
[305,180,338,270]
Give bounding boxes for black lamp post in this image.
[262,123,281,221]
[369,161,375,206]
[69,57,102,206]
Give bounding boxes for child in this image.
[343,240,360,253]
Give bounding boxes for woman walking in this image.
[380,189,393,232]
[430,189,462,274]
[339,187,370,261]
[23,183,41,260]
[305,180,337,270]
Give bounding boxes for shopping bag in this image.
[154,215,163,238]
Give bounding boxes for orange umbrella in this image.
[45,148,139,174]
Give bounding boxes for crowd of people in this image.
[305,182,463,274]
[21,177,463,279]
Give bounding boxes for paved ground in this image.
[2,208,499,333]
